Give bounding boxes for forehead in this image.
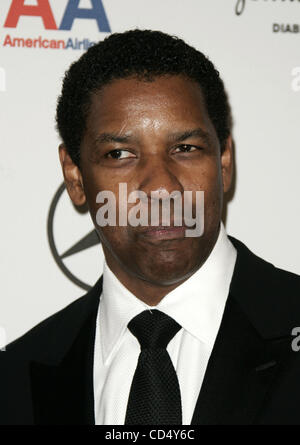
[85,75,216,138]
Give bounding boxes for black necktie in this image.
[125,309,182,425]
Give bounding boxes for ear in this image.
[59,144,86,206]
[221,135,233,194]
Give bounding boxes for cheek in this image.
[185,161,223,224]
[203,166,223,212]
[182,160,222,197]
[82,177,135,250]
[82,170,118,217]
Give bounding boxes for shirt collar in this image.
[100,261,149,364]
[99,222,237,363]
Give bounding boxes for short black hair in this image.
[56,29,232,167]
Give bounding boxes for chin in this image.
[135,254,200,286]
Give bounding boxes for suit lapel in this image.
[30,312,96,425]
[29,278,102,425]
[191,294,290,425]
[192,236,294,425]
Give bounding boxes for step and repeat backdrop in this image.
[0,0,299,345]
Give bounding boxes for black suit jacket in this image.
[1,237,300,425]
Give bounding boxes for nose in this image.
[137,154,184,198]
[135,155,185,227]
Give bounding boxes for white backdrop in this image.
[0,0,299,345]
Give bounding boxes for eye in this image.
[173,144,201,153]
[106,149,135,160]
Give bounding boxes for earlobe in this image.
[221,135,233,194]
[58,144,86,206]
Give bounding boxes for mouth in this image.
[137,225,191,242]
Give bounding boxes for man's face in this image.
[61,75,232,286]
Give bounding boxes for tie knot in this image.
[128,309,181,350]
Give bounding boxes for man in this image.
[1,29,300,425]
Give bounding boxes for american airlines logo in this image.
[2,0,111,50]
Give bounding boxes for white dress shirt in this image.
[93,223,237,425]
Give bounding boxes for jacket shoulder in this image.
[229,236,300,338]
[5,277,102,361]
[230,235,300,292]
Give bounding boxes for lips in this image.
[138,225,188,241]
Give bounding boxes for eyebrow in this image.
[168,128,212,145]
[95,132,134,145]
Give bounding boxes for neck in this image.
[103,248,190,306]
[101,242,221,306]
